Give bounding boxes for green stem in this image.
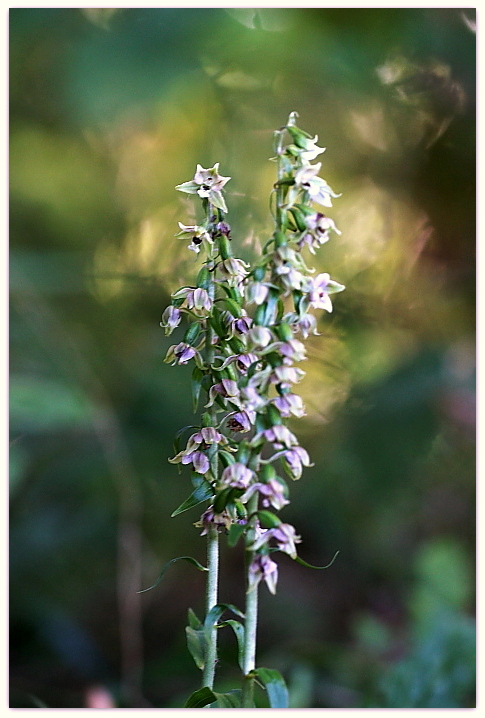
[202,524,219,690]
[242,492,259,707]
[201,203,220,693]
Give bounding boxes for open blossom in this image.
[217,257,249,288]
[241,478,289,511]
[248,554,278,595]
[176,164,231,213]
[221,462,254,489]
[298,212,341,254]
[172,286,213,315]
[254,424,299,449]
[281,446,312,480]
[196,507,232,535]
[164,342,199,366]
[279,338,307,363]
[160,305,182,335]
[169,447,210,475]
[251,522,301,559]
[273,392,306,418]
[226,409,256,433]
[291,163,341,208]
[271,365,306,387]
[246,280,270,305]
[206,378,241,408]
[176,223,213,254]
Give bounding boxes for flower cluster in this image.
[162,113,344,598]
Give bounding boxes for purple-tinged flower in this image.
[271,365,306,386]
[297,212,341,254]
[273,393,306,418]
[252,523,301,558]
[248,554,278,595]
[176,223,213,254]
[291,164,341,208]
[185,427,228,451]
[279,338,307,363]
[248,326,273,348]
[241,478,289,511]
[274,263,305,292]
[226,409,256,433]
[281,446,312,480]
[254,425,299,449]
[240,385,267,414]
[196,507,232,535]
[176,164,231,213]
[246,281,270,305]
[160,306,182,336]
[235,353,260,373]
[172,286,213,315]
[164,342,199,366]
[169,447,210,475]
[206,378,241,408]
[305,273,333,312]
[233,316,253,334]
[221,462,254,489]
[217,257,249,288]
[292,312,319,339]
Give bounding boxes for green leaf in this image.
[253,667,289,708]
[204,603,245,637]
[191,367,204,412]
[185,625,207,671]
[171,479,214,517]
[187,607,202,629]
[219,620,245,671]
[213,690,243,707]
[184,687,217,708]
[293,550,340,570]
[137,556,208,594]
[228,522,246,548]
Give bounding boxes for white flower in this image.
[160,306,182,335]
[176,223,213,254]
[176,164,231,213]
[248,554,278,595]
[291,164,341,208]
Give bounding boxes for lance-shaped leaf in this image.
[293,550,340,570]
[184,687,217,708]
[203,602,245,637]
[219,619,245,671]
[171,479,214,517]
[228,521,246,548]
[252,667,289,708]
[213,690,243,707]
[185,624,206,671]
[137,556,208,594]
[191,366,204,412]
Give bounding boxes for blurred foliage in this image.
[9,7,475,708]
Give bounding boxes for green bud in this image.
[184,322,201,345]
[196,266,212,290]
[219,236,232,260]
[267,404,283,426]
[274,230,287,248]
[260,463,277,483]
[275,323,293,342]
[253,265,266,282]
[236,440,250,464]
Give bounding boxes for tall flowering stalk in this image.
[159,113,344,708]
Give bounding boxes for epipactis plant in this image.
[158,112,344,708]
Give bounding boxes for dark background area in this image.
[9,8,475,708]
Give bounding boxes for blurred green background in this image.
[9,7,475,708]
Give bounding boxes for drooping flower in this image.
[169,447,210,475]
[217,257,250,288]
[273,392,306,418]
[160,305,182,335]
[281,445,312,480]
[241,478,289,511]
[172,286,213,316]
[226,409,256,433]
[278,338,307,363]
[251,522,301,559]
[297,212,341,254]
[196,507,232,535]
[248,554,279,594]
[206,378,241,408]
[220,462,254,489]
[253,424,299,449]
[289,163,340,208]
[164,342,199,366]
[176,223,213,254]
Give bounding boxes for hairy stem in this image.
[201,208,220,692]
[242,491,259,707]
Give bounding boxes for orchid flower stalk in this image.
[159,113,345,708]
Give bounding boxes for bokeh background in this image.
[9,7,476,708]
